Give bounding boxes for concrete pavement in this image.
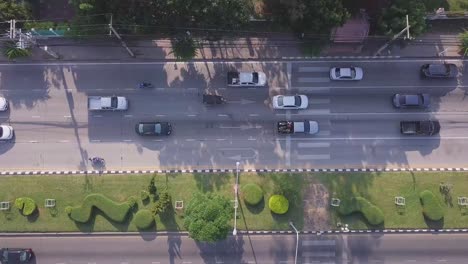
[0,59,467,171]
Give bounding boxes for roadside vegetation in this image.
[1,171,468,239]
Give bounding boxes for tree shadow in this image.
[245,198,265,215]
[159,203,180,231]
[138,223,157,241]
[192,172,232,193]
[167,234,183,264]
[27,208,40,223]
[196,236,247,264]
[423,215,444,229]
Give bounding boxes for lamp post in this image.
[289,221,299,264]
[233,161,240,236]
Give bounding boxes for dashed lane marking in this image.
[297,154,331,160]
[187,114,197,117]
[249,114,259,117]
[297,142,330,148]
[216,138,226,141]
[124,115,133,117]
[123,139,133,142]
[90,140,101,142]
[31,115,40,118]
[218,114,228,117]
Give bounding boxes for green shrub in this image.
[127,196,138,209]
[420,190,444,221]
[151,188,171,215]
[140,190,150,201]
[2,41,31,60]
[134,209,154,229]
[338,197,384,226]
[67,194,132,223]
[147,176,157,197]
[460,31,468,54]
[14,197,37,216]
[268,195,289,214]
[65,206,72,215]
[241,183,264,206]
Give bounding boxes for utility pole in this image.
[374,15,411,56]
[233,161,240,236]
[9,19,16,39]
[289,221,299,264]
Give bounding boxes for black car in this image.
[420,63,458,78]
[0,248,33,263]
[400,121,440,136]
[135,122,172,136]
[392,94,430,108]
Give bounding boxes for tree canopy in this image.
[378,0,427,36]
[183,192,233,242]
[0,0,30,25]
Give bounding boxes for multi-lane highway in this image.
[0,59,467,171]
[2,233,468,263]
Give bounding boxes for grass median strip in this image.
[0,171,468,232]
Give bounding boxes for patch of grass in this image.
[301,40,328,57]
[447,0,468,11]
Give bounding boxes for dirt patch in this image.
[303,179,331,230]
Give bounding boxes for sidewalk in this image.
[0,30,464,62]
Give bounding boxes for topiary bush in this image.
[134,209,155,229]
[241,183,264,206]
[127,196,138,209]
[268,195,289,214]
[151,188,171,215]
[140,190,149,201]
[15,197,37,216]
[338,197,384,226]
[66,194,132,223]
[420,190,444,221]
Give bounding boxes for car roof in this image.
[404,95,420,105]
[339,68,352,77]
[427,64,448,74]
[282,96,295,106]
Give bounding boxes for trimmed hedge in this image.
[268,195,289,214]
[134,209,154,229]
[14,197,37,216]
[241,183,264,206]
[66,194,132,223]
[338,197,384,226]
[140,190,150,201]
[420,190,444,221]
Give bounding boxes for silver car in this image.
[393,94,430,108]
[272,95,308,110]
[330,67,363,81]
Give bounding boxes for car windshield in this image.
[430,64,449,75]
[0,127,3,136]
[404,95,419,105]
[294,96,302,106]
[155,124,161,134]
[110,97,118,108]
[20,251,28,261]
[252,72,258,83]
[277,97,284,106]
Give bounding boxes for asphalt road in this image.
[1,233,468,263]
[0,59,467,171]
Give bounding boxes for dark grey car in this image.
[420,63,458,78]
[393,94,430,108]
[0,248,33,263]
[135,122,172,136]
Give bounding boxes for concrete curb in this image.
[1,167,468,176]
[2,228,468,237]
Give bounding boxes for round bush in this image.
[134,209,154,229]
[268,195,289,214]
[140,190,150,201]
[420,190,444,221]
[15,197,37,216]
[241,183,264,206]
[65,206,73,215]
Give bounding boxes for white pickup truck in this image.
[88,96,128,111]
[277,121,319,135]
[227,71,267,87]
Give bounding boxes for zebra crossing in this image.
[300,238,339,264]
[283,64,334,163]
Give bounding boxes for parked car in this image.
[227,71,266,87]
[202,94,226,105]
[0,97,8,111]
[0,125,13,140]
[420,63,458,78]
[272,95,308,109]
[277,121,319,135]
[330,67,363,81]
[392,94,430,108]
[88,96,128,111]
[0,248,33,263]
[135,122,172,136]
[400,121,440,136]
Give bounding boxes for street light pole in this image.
[233,161,240,236]
[289,221,299,264]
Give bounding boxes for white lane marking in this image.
[295,84,465,89]
[279,136,468,140]
[123,139,133,142]
[297,154,331,160]
[248,138,257,141]
[285,136,291,166]
[182,262,192,264]
[91,140,101,142]
[317,130,331,136]
[64,115,71,118]
[405,260,416,263]
[152,262,161,264]
[186,139,195,141]
[216,138,226,141]
[296,87,331,92]
[152,139,163,142]
[29,140,38,143]
[286,62,292,90]
[249,114,259,117]
[308,98,331,104]
[187,88,197,90]
[59,140,69,143]
[124,88,133,91]
[297,66,329,72]
[298,142,330,148]
[124,114,133,117]
[437,260,447,262]
[276,109,330,116]
[187,114,197,117]
[155,114,166,117]
[298,77,331,83]
[93,115,103,118]
[32,115,40,118]
[218,114,228,117]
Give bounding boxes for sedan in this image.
[393,94,430,108]
[0,248,33,263]
[330,67,363,81]
[420,63,458,78]
[0,97,8,111]
[0,125,14,140]
[272,95,308,110]
[135,122,172,136]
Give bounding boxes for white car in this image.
[0,125,14,140]
[272,95,308,109]
[0,97,8,111]
[330,67,363,81]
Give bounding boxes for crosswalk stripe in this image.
[297,154,331,160]
[297,109,331,115]
[298,77,331,83]
[307,99,331,104]
[298,142,330,148]
[298,66,329,72]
